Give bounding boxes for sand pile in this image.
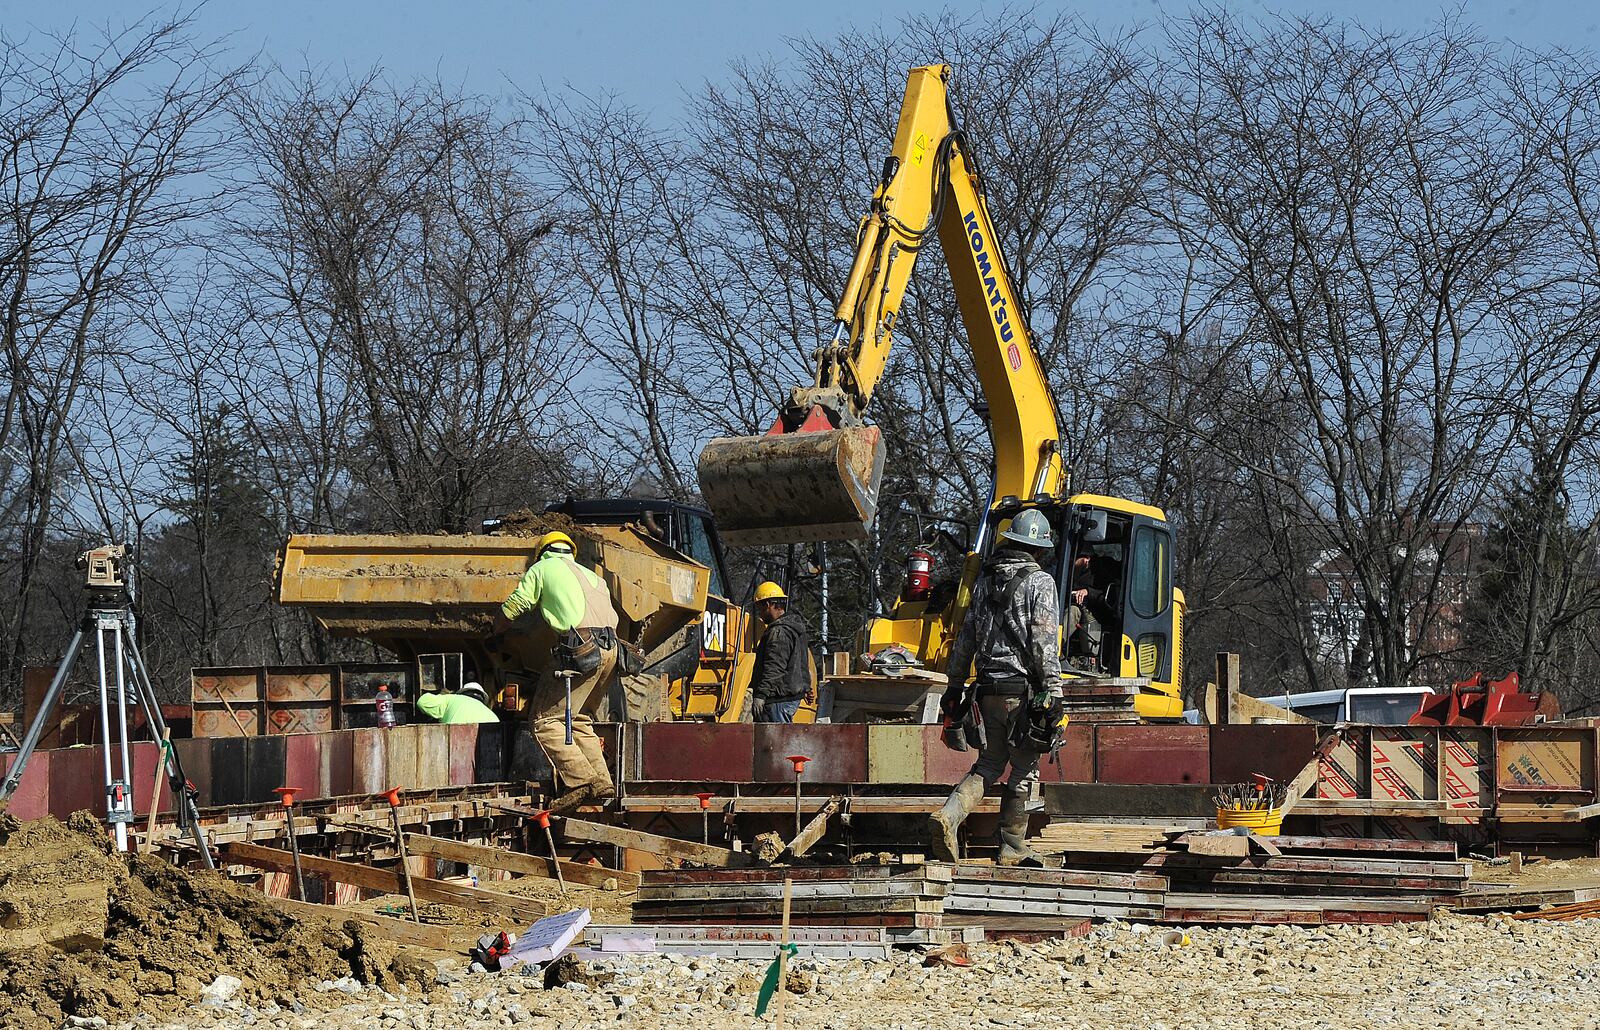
[0,812,430,1029]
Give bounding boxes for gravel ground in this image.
[91,912,1600,1030]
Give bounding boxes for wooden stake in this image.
[143,731,169,854]
[774,876,792,1029]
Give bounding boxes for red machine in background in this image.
[1410,672,1560,727]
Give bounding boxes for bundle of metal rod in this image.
[1213,779,1290,812]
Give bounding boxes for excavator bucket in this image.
[697,426,886,547]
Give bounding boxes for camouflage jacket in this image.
[945,549,1063,698]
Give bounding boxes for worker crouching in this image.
[495,531,621,813]
[930,509,1064,867]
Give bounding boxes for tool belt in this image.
[554,626,615,675]
[976,676,1032,697]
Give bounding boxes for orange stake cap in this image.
[531,809,552,830]
[695,791,715,810]
[272,786,301,807]
[382,787,403,807]
[785,754,810,774]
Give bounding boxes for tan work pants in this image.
[969,693,1040,804]
[530,643,618,793]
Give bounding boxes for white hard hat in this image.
[461,681,488,701]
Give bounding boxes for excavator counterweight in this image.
[697,424,885,547]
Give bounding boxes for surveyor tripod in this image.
[0,598,214,867]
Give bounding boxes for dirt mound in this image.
[491,509,586,539]
[0,815,430,1029]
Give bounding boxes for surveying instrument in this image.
[0,544,214,867]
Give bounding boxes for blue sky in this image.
[5,1,1596,122]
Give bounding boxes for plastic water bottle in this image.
[375,684,397,729]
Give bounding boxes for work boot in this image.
[928,774,985,863]
[546,783,595,816]
[996,794,1047,868]
[591,782,617,807]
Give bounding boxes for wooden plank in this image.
[223,842,547,923]
[786,796,843,859]
[401,834,641,890]
[951,865,1167,892]
[267,896,458,950]
[643,864,949,885]
[1449,886,1600,912]
[556,814,746,868]
[636,881,946,903]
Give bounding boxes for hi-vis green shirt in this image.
[501,553,618,632]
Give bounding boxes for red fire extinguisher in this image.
[901,547,933,602]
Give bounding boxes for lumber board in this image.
[951,864,1167,892]
[635,880,946,903]
[643,864,949,886]
[786,795,842,858]
[943,896,1163,919]
[267,897,457,950]
[946,883,1167,907]
[223,842,547,923]
[400,833,640,890]
[558,815,745,868]
[1448,886,1600,912]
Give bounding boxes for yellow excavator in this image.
[698,64,1183,719]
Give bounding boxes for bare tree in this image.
[0,14,246,700]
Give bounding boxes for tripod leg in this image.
[123,630,216,870]
[0,626,87,800]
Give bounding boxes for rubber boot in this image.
[928,774,985,862]
[996,793,1047,868]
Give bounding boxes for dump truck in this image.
[276,499,815,723]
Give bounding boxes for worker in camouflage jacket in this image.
[929,508,1064,867]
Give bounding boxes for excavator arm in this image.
[698,64,1064,546]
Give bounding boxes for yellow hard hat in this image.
[753,581,788,603]
[538,531,576,557]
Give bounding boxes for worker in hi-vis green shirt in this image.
[416,681,499,724]
[492,530,620,813]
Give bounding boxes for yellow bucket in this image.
[1215,806,1283,836]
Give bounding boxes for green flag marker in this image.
[754,943,798,1016]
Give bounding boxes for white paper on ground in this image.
[503,908,592,969]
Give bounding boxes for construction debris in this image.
[0,814,430,1030]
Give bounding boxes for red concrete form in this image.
[641,723,755,782]
[321,729,355,798]
[447,724,479,786]
[1097,725,1210,784]
[1209,725,1319,785]
[1,750,49,821]
[49,745,104,819]
[1038,724,1096,783]
[284,733,323,801]
[129,741,163,817]
[923,725,974,785]
[753,725,867,783]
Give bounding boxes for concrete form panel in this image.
[448,724,479,786]
[1370,727,1437,801]
[172,737,212,808]
[284,733,322,801]
[416,725,450,789]
[1038,724,1095,783]
[243,735,287,806]
[49,746,103,819]
[753,724,867,783]
[208,737,249,807]
[321,729,355,799]
[923,725,977,785]
[386,725,421,790]
[128,741,162,817]
[1209,724,1319,785]
[352,728,387,796]
[866,725,924,783]
[1096,725,1209,784]
[640,723,755,782]
[1317,727,1367,800]
[1,750,49,821]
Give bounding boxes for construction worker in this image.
[494,531,621,812]
[929,509,1064,867]
[416,682,500,725]
[749,581,811,723]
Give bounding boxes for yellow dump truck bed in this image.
[278,525,710,656]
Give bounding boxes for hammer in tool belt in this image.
[381,787,421,922]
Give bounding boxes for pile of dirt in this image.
[491,509,587,540]
[0,814,431,1029]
